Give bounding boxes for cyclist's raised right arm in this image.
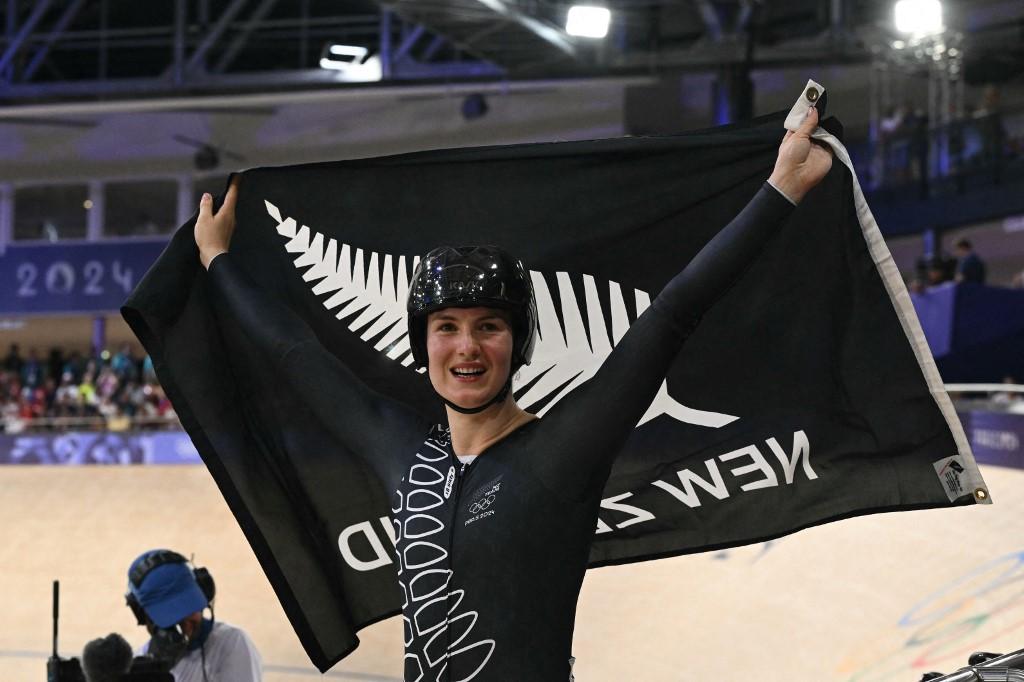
[198,184,427,487]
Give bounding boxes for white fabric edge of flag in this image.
[803,120,991,505]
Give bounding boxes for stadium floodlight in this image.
[894,0,944,37]
[566,6,610,38]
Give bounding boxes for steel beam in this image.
[0,0,54,78]
[0,35,872,103]
[472,0,577,57]
[0,183,12,253]
[86,180,103,240]
[462,20,508,47]
[213,0,280,73]
[393,24,426,63]
[694,0,723,41]
[184,0,249,75]
[21,0,88,81]
[831,0,843,33]
[422,35,446,61]
[0,75,651,119]
[0,61,509,102]
[98,0,108,79]
[3,0,16,82]
[173,0,186,85]
[393,59,503,79]
[609,40,866,70]
[380,9,392,79]
[736,0,755,31]
[298,0,309,67]
[176,174,194,227]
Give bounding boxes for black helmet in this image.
[407,245,538,371]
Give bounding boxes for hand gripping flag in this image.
[123,98,988,671]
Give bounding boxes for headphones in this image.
[125,550,216,627]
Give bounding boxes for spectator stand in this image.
[1,343,199,466]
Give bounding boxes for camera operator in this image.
[77,633,173,682]
[126,549,262,682]
[82,633,133,681]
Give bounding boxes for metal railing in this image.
[949,384,1024,415]
[856,109,1024,196]
[1,414,181,434]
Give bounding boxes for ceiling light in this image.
[327,43,368,59]
[566,6,610,38]
[319,43,381,81]
[894,0,944,37]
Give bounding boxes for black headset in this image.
[125,550,216,627]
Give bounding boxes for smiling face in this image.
[426,306,514,409]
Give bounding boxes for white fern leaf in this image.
[628,290,736,427]
[514,273,607,415]
[266,201,738,428]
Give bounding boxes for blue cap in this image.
[128,550,208,628]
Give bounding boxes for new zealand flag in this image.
[123,105,988,672]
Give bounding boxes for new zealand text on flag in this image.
[123,99,989,672]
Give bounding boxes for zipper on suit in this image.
[443,457,469,680]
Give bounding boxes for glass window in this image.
[13,185,89,241]
[104,180,178,237]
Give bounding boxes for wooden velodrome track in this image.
[2,463,1022,681]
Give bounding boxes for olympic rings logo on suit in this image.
[469,495,496,514]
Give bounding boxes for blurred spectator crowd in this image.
[871,85,1020,193]
[906,239,1024,293]
[908,238,991,293]
[1,342,177,434]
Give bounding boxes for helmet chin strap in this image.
[439,372,514,415]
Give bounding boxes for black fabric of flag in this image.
[123,111,987,672]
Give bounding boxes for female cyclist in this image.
[194,106,831,681]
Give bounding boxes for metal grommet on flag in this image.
[784,78,826,132]
[975,488,989,501]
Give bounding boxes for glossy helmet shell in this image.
[407,245,538,371]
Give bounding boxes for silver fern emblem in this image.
[266,200,738,429]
